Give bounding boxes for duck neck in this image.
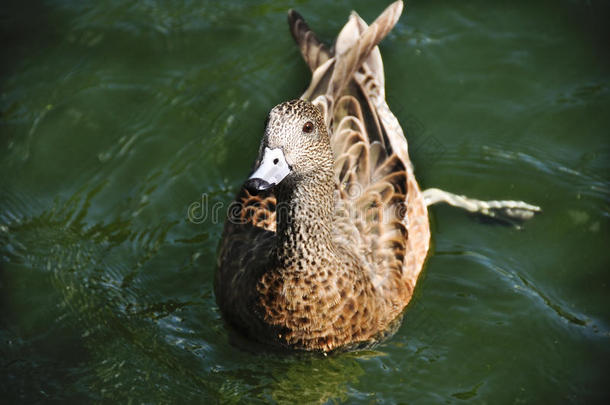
[275,172,336,268]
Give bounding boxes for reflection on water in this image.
[1,0,609,403]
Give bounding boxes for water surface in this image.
[1,0,609,403]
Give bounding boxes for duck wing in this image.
[290,1,430,295]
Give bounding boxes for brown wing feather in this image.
[291,1,429,302]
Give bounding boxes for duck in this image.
[215,1,540,353]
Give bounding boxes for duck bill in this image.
[246,147,291,191]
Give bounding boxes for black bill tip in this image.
[245,178,274,193]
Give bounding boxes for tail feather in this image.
[323,1,402,102]
[335,12,386,89]
[287,9,332,72]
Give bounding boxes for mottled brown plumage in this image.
[215,1,429,353]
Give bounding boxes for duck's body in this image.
[216,2,427,352]
[215,1,539,353]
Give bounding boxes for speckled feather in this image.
[216,1,430,353]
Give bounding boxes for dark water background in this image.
[1,0,609,403]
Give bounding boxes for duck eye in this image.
[302,121,314,133]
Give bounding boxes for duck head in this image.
[246,99,332,192]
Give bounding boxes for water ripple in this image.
[435,248,609,337]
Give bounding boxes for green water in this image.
[1,0,609,403]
